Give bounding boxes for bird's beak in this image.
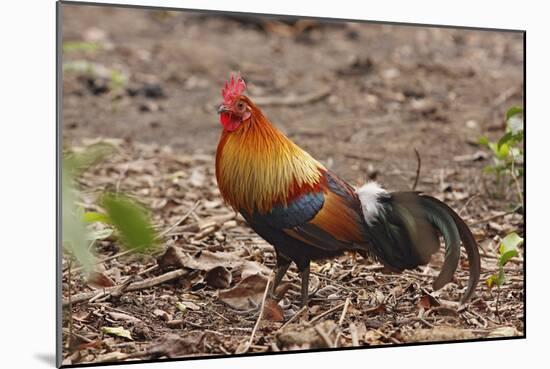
[218,105,230,114]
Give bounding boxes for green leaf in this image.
[101,326,133,340]
[497,132,513,150]
[83,211,112,224]
[496,143,510,159]
[499,232,523,266]
[505,106,524,121]
[486,273,499,289]
[478,136,490,147]
[62,162,95,274]
[100,193,158,253]
[87,228,114,241]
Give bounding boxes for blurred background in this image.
[62,4,523,188]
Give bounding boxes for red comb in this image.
[222,73,246,105]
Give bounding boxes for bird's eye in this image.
[237,101,245,110]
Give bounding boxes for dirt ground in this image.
[60,3,525,366]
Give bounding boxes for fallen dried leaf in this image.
[87,271,116,288]
[148,333,205,358]
[218,274,267,310]
[108,311,142,323]
[263,299,285,322]
[178,300,201,311]
[205,266,232,289]
[101,326,133,340]
[153,309,171,321]
[417,293,440,310]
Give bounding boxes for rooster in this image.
[215,74,480,307]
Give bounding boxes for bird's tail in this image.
[357,187,480,303]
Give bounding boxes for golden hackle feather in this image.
[216,98,325,214]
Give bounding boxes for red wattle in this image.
[220,112,241,132]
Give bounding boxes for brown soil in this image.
[60,3,524,366]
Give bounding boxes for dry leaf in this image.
[178,300,201,311]
[417,294,440,310]
[218,274,268,310]
[263,299,285,322]
[153,309,171,321]
[87,271,116,288]
[205,266,232,289]
[101,326,133,340]
[108,311,142,323]
[157,246,269,276]
[148,333,205,358]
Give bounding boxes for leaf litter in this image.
[61,140,524,365]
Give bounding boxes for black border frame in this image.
[56,1,527,367]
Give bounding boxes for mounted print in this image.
[57,1,525,367]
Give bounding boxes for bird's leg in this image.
[300,262,310,307]
[269,257,291,299]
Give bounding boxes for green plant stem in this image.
[495,283,501,324]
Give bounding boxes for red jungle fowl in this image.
[215,73,480,307]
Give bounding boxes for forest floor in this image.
[60,4,524,365]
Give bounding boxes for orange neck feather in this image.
[216,100,326,214]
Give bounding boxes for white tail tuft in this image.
[356,182,388,225]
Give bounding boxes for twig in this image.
[468,206,521,226]
[419,318,435,328]
[338,298,351,326]
[279,306,308,331]
[458,193,480,217]
[250,87,331,107]
[137,264,159,276]
[157,201,200,239]
[236,273,272,354]
[62,328,94,344]
[412,148,421,190]
[309,302,346,324]
[63,269,188,306]
[314,325,334,348]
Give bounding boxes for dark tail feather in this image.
[421,196,481,303]
[364,192,480,303]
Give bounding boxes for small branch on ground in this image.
[236,273,272,354]
[63,268,188,306]
[468,206,521,226]
[412,148,421,191]
[338,298,351,326]
[309,302,346,324]
[279,306,308,331]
